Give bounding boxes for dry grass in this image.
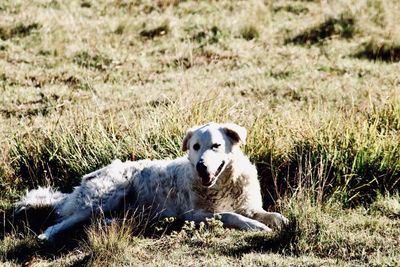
[1,0,400,265]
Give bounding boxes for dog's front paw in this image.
[268,212,289,228]
[37,229,56,242]
[37,233,49,242]
[258,212,289,229]
[243,220,272,232]
[281,214,289,226]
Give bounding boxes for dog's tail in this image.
[13,186,67,234]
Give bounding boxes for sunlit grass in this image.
[0,0,399,265]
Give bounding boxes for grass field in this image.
[1,0,400,266]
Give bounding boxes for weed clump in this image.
[239,25,259,41]
[0,22,40,40]
[352,39,400,62]
[114,24,125,35]
[191,26,224,46]
[80,1,91,8]
[73,51,112,71]
[86,219,135,265]
[140,21,169,39]
[285,13,355,45]
[369,193,400,218]
[157,0,181,9]
[273,4,309,15]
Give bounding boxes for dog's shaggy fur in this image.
[15,122,288,241]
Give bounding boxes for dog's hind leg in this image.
[38,211,90,242]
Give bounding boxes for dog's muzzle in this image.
[196,160,225,187]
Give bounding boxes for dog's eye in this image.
[211,143,221,149]
[193,143,200,151]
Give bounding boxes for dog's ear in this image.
[223,123,247,145]
[182,130,192,151]
[182,126,200,151]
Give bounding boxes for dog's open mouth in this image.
[201,161,225,187]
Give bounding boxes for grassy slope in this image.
[0,0,399,266]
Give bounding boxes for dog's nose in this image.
[196,161,208,178]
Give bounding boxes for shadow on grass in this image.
[2,229,87,265]
[1,207,90,265]
[0,22,40,40]
[5,238,94,266]
[352,39,400,62]
[2,205,186,265]
[218,216,299,258]
[285,13,355,45]
[0,203,91,264]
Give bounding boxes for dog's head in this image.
[182,122,247,188]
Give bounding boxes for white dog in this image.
[15,122,288,241]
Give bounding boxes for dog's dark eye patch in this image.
[193,143,200,151]
[211,143,221,149]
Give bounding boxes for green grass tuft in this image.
[239,24,260,41]
[85,219,136,265]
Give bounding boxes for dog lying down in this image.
[15,122,288,241]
